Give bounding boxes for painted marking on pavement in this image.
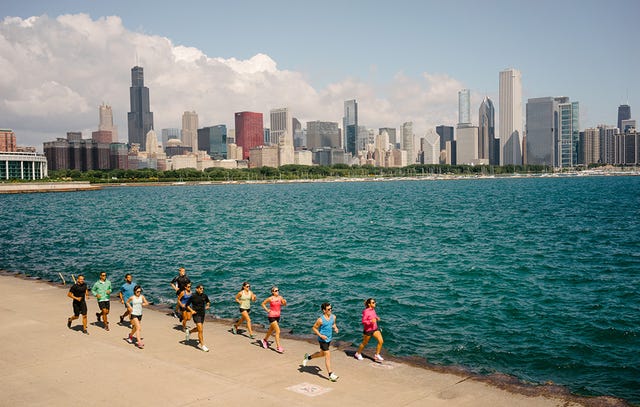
[287,382,333,397]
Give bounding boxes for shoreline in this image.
[2,269,630,407]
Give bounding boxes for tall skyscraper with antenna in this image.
[127,66,154,151]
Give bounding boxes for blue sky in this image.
[1,0,639,147]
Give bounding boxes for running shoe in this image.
[261,339,268,349]
[83,329,89,335]
[249,334,255,339]
[126,333,133,344]
[198,344,209,352]
[185,329,190,342]
[105,322,109,331]
[67,318,72,328]
[354,352,364,360]
[96,312,101,323]
[119,315,125,324]
[231,325,237,335]
[374,354,384,362]
[329,372,339,382]
[302,353,310,367]
[136,341,144,349]
[277,346,284,353]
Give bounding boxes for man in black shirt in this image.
[67,275,89,334]
[170,267,190,318]
[185,284,210,352]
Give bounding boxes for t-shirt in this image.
[69,282,88,302]
[362,307,378,332]
[171,275,191,291]
[187,292,210,315]
[120,281,136,301]
[91,279,111,302]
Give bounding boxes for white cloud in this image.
[0,13,465,149]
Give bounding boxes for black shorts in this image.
[318,340,331,351]
[268,316,280,323]
[98,301,110,311]
[131,314,142,321]
[239,308,251,314]
[363,329,379,336]
[73,301,87,316]
[192,313,205,324]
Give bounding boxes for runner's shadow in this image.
[297,365,326,380]
[180,339,200,350]
[344,349,376,362]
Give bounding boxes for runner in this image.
[232,281,256,338]
[67,275,89,334]
[177,283,193,332]
[170,267,190,318]
[302,302,339,382]
[260,286,287,353]
[91,272,112,331]
[185,284,211,352]
[125,285,148,349]
[354,298,384,362]
[118,273,136,324]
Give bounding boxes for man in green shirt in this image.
[91,272,112,331]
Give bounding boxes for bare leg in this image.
[356,334,372,354]
[373,331,384,354]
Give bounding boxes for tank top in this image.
[239,290,252,309]
[131,295,143,315]
[180,290,192,307]
[268,296,282,317]
[318,314,335,343]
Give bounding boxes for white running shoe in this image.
[185,329,190,342]
[302,353,310,367]
[329,372,339,382]
[199,344,209,352]
[354,352,363,360]
[374,353,384,362]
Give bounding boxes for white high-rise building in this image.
[99,103,118,142]
[499,68,523,165]
[181,111,199,152]
[401,122,415,164]
[270,107,294,166]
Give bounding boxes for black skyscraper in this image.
[617,104,631,133]
[127,66,154,150]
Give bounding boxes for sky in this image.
[1,0,639,150]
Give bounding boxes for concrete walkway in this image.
[0,274,623,406]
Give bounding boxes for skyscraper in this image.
[526,96,579,168]
[401,122,415,164]
[127,66,154,151]
[479,97,496,164]
[559,101,579,167]
[379,127,397,148]
[499,68,523,165]
[235,112,264,161]
[270,107,294,166]
[458,89,471,127]
[617,104,631,132]
[99,103,117,142]
[181,111,199,151]
[306,121,340,149]
[436,125,454,164]
[197,125,227,159]
[343,99,358,155]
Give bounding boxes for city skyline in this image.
[0,1,639,149]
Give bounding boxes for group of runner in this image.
[66,267,385,382]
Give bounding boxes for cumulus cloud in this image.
[0,13,466,149]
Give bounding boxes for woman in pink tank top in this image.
[260,286,287,353]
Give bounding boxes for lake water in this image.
[1,176,639,403]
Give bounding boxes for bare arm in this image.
[261,297,270,312]
[142,295,149,306]
[333,315,339,333]
[280,296,287,306]
[235,291,242,304]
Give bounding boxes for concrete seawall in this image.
[0,181,101,194]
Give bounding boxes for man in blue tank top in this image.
[301,302,340,382]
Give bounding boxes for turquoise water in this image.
[1,177,639,403]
